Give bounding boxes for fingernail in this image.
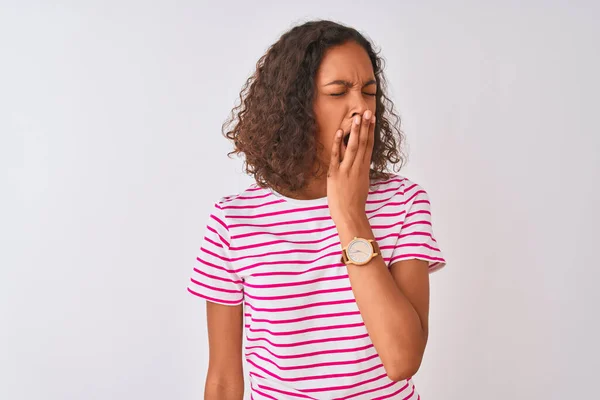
[364,110,372,120]
[354,116,360,125]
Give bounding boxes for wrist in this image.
[335,213,373,246]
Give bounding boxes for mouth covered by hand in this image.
[343,130,351,147]
[327,109,375,225]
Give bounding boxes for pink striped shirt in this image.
[188,174,446,399]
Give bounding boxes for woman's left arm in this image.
[336,217,430,382]
[327,111,430,382]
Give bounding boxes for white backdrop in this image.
[1,1,599,399]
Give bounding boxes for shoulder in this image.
[212,182,272,212]
[370,173,429,198]
[202,183,269,234]
[368,174,435,216]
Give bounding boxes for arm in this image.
[204,301,245,400]
[337,217,430,382]
[327,111,431,381]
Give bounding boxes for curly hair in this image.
[222,19,406,194]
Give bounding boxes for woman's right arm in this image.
[204,301,245,400]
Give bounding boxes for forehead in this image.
[316,41,374,83]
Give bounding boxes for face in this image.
[313,40,377,167]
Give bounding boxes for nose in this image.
[349,91,369,118]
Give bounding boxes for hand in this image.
[327,109,375,227]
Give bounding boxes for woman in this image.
[188,19,447,400]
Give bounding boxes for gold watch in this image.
[341,237,380,266]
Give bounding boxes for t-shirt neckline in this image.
[269,187,329,206]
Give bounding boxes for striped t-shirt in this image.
[187,174,446,399]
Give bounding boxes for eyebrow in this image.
[323,79,377,87]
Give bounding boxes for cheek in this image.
[369,98,377,112]
[314,104,344,139]
[317,103,343,123]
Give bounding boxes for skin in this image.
[205,41,431,399]
[204,303,244,399]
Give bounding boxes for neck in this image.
[293,177,328,199]
[276,168,328,200]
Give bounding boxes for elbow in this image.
[385,361,421,382]
[383,352,424,382]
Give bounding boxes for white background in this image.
[1,1,599,399]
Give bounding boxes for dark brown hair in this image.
[222,19,405,194]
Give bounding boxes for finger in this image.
[329,129,343,173]
[364,115,375,166]
[354,110,372,168]
[341,115,361,169]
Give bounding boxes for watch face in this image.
[347,239,373,264]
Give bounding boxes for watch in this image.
[341,237,380,266]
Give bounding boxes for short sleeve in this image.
[389,182,447,273]
[186,201,244,305]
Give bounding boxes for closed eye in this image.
[330,92,377,97]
